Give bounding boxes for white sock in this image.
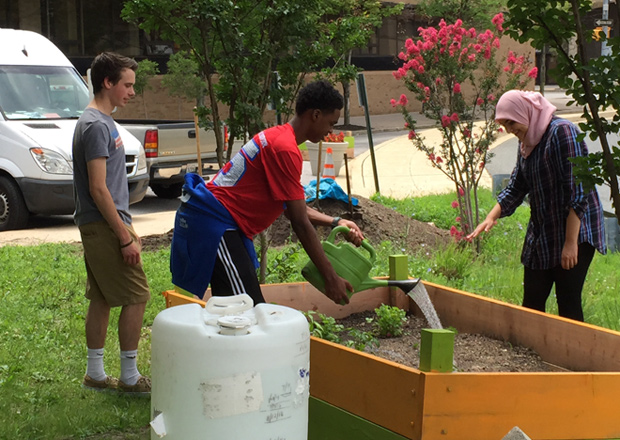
[86,348,106,381]
[120,350,140,385]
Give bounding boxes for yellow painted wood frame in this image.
[162,279,620,439]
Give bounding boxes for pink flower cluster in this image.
[390,94,409,108]
[428,153,443,164]
[441,112,460,128]
[393,13,507,98]
[503,50,537,78]
[491,12,504,32]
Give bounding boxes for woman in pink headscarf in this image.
[468,90,606,321]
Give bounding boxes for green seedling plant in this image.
[371,304,408,338]
[304,311,344,343]
[344,329,379,352]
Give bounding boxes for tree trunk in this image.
[142,92,148,118]
[204,73,225,168]
[342,81,351,126]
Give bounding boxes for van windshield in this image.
[0,65,90,120]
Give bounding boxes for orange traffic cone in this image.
[322,147,336,180]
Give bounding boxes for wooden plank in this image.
[421,372,620,440]
[424,281,620,372]
[200,282,393,319]
[309,336,423,439]
[162,290,205,308]
[309,398,409,440]
[262,282,390,318]
[164,283,392,319]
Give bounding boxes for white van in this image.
[0,28,149,231]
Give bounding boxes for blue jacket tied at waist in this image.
[170,173,258,298]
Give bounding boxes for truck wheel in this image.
[150,182,183,199]
[0,176,30,231]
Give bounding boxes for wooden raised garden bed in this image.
[163,273,620,440]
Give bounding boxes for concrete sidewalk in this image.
[324,128,496,199]
[321,87,582,199]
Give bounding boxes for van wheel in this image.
[0,176,30,231]
[150,182,183,199]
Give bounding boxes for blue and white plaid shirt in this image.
[497,118,606,270]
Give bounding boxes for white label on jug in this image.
[200,371,263,419]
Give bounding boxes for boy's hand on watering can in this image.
[340,219,364,246]
[324,277,352,305]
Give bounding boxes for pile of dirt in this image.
[140,195,452,254]
[267,195,451,252]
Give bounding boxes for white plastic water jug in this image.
[150,294,310,440]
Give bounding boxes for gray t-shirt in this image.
[73,107,131,226]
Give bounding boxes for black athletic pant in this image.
[210,229,265,304]
[522,243,595,322]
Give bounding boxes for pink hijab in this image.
[495,90,557,158]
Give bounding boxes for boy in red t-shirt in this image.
[171,80,362,305]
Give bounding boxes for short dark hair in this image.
[90,52,138,95]
[295,80,344,116]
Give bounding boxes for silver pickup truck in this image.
[119,120,218,198]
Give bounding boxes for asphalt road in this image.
[22,187,182,230]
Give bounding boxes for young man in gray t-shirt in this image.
[72,52,150,395]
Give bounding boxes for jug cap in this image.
[217,316,252,336]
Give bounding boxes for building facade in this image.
[1,0,429,74]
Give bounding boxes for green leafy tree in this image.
[122,0,328,168]
[161,51,206,118]
[133,59,159,118]
[504,0,620,224]
[317,0,403,125]
[392,15,534,242]
[417,0,507,30]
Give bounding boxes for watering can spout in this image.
[386,278,421,294]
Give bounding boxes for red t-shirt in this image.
[207,124,305,238]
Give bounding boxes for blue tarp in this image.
[304,178,358,205]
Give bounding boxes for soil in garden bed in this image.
[337,310,555,373]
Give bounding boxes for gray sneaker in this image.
[118,376,151,397]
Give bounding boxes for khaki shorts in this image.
[79,221,151,307]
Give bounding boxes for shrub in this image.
[392,14,534,241]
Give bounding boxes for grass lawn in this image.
[1,189,618,439]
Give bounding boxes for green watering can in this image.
[302,226,421,298]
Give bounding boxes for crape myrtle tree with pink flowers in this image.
[391,14,536,243]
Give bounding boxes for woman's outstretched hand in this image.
[467,203,502,240]
[467,217,497,240]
